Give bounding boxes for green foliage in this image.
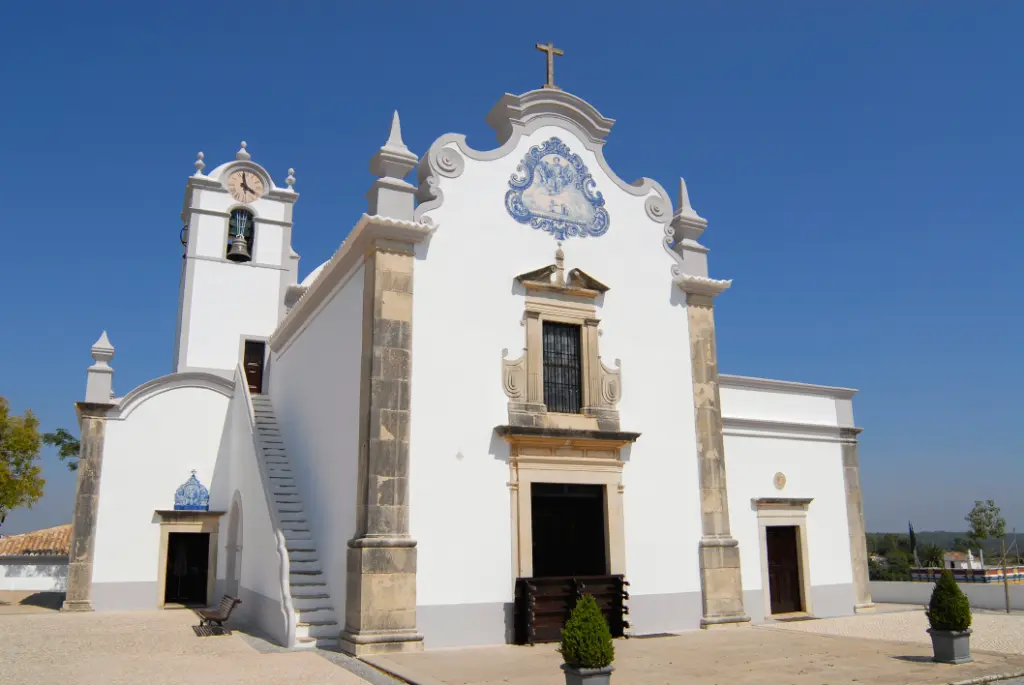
[966,500,1006,544]
[926,570,972,632]
[920,543,945,568]
[0,398,45,520]
[42,428,80,471]
[559,594,614,669]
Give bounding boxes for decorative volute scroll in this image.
[501,245,622,432]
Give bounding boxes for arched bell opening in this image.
[226,208,255,263]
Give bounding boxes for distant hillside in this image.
[868,531,1022,556]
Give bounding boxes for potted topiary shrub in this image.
[559,594,615,685]
[926,569,973,664]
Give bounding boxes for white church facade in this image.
[62,79,873,654]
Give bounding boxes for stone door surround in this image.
[154,510,224,609]
[496,426,638,582]
[753,497,813,619]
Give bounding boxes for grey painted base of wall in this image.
[871,580,1024,612]
[417,602,513,649]
[811,583,857,618]
[236,585,289,647]
[745,583,855,624]
[92,581,160,611]
[627,592,703,635]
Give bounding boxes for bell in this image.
[227,236,251,262]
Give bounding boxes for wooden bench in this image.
[197,595,242,629]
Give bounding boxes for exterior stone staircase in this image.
[250,394,340,650]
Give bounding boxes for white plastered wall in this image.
[268,262,365,627]
[91,386,229,609]
[412,124,703,638]
[720,384,856,622]
[209,378,288,643]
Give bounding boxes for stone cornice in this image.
[269,214,435,353]
[674,273,732,297]
[719,374,858,399]
[494,424,640,449]
[752,497,813,511]
[721,416,862,443]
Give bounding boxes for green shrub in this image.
[926,570,972,632]
[559,594,614,669]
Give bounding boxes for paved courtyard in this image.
[372,606,1024,685]
[0,609,375,685]
[4,603,1024,684]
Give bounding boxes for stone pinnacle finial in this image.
[193,151,205,176]
[236,141,251,161]
[554,241,566,286]
[85,331,116,403]
[286,168,296,190]
[676,178,698,219]
[385,110,408,151]
[91,331,115,366]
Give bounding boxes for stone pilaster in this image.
[682,281,750,629]
[840,427,874,612]
[62,401,115,612]
[339,241,423,656]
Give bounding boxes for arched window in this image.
[226,209,255,262]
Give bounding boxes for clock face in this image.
[228,170,264,203]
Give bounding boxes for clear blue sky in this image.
[1,2,1021,536]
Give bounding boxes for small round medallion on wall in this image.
[773,472,787,491]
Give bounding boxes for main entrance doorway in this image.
[531,483,607,577]
[164,532,210,605]
[766,525,803,614]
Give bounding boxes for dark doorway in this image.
[165,532,210,606]
[531,483,607,578]
[766,525,803,614]
[243,340,266,394]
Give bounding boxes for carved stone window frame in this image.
[752,498,814,618]
[154,510,224,609]
[502,251,622,432]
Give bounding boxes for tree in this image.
[920,543,945,568]
[42,428,80,471]
[0,398,45,524]
[966,500,1006,544]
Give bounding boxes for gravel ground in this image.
[767,604,1024,655]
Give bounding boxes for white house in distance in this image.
[62,58,873,655]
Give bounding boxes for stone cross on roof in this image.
[535,42,564,90]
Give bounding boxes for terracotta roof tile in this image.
[0,524,71,557]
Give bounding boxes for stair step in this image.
[295,622,339,640]
[296,607,337,623]
[284,532,312,542]
[290,577,328,587]
[290,590,329,600]
[285,538,314,550]
[290,560,321,573]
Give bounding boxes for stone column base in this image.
[855,602,876,613]
[61,600,94,612]
[341,539,423,656]
[701,615,751,629]
[699,537,749,628]
[338,628,424,656]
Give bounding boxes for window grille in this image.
[542,322,582,413]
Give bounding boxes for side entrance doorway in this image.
[164,532,210,606]
[531,483,607,577]
[766,525,803,614]
[243,340,266,394]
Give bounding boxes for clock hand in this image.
[240,173,252,193]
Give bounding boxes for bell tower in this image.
[173,143,300,378]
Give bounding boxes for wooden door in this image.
[766,525,803,614]
[243,340,266,394]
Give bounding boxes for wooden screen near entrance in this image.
[514,576,629,645]
[766,525,803,614]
